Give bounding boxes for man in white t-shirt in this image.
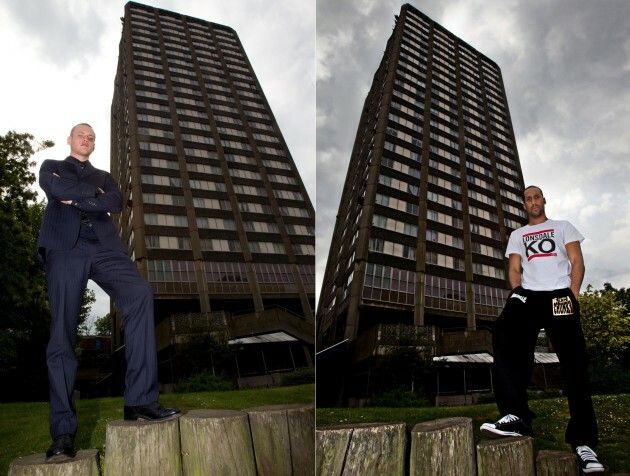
[480,186,603,473]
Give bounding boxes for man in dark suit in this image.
[38,123,180,462]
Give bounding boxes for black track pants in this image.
[492,286,598,448]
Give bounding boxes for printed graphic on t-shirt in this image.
[522,228,557,261]
[552,296,573,316]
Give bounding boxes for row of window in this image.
[145,259,313,288]
[373,214,418,237]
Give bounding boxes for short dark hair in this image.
[69,123,94,136]
[523,185,543,200]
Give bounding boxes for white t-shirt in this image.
[505,219,584,291]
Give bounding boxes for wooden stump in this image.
[8,449,100,476]
[179,409,256,476]
[536,450,580,476]
[245,403,315,476]
[104,418,181,476]
[410,417,476,476]
[316,426,353,476]
[477,436,534,476]
[316,422,407,476]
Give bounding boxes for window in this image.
[144,213,188,227]
[363,262,415,305]
[249,241,286,254]
[426,251,465,271]
[369,238,416,260]
[372,214,417,237]
[473,263,506,279]
[146,235,191,250]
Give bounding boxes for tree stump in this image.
[410,417,476,476]
[104,418,181,476]
[316,422,407,476]
[244,403,315,476]
[179,409,256,476]
[536,450,580,476]
[477,436,534,476]
[8,449,100,476]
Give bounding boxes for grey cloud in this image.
[4,0,106,69]
[315,0,630,299]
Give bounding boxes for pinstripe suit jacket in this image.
[37,156,125,255]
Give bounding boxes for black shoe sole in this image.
[45,452,76,463]
[124,412,181,422]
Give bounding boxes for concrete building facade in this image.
[316,4,527,403]
[110,2,315,387]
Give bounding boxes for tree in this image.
[77,289,96,336]
[94,313,113,336]
[0,131,53,400]
[580,285,630,367]
[603,282,630,317]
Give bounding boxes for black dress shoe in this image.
[124,401,181,422]
[46,433,76,462]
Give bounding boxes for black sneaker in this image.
[480,414,533,438]
[575,445,604,473]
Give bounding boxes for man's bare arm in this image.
[566,241,585,300]
[508,253,522,290]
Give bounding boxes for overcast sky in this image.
[2,0,629,325]
[317,0,630,302]
[0,0,314,327]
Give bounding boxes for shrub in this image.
[280,367,315,386]
[174,371,235,393]
[367,387,431,407]
[590,362,630,394]
[476,393,496,404]
[527,388,565,400]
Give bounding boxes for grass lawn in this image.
[317,393,630,473]
[0,383,314,474]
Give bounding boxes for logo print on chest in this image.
[522,229,557,261]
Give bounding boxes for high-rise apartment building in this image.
[109,2,315,385]
[317,4,526,397]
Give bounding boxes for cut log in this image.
[410,417,476,476]
[536,450,580,476]
[179,409,256,476]
[8,449,100,476]
[316,426,353,476]
[104,418,181,476]
[477,436,535,476]
[244,403,315,476]
[315,422,407,476]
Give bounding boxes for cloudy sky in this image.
[2,0,629,325]
[317,0,630,301]
[0,0,314,326]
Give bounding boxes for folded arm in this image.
[39,159,101,201]
[68,174,123,214]
[39,160,123,214]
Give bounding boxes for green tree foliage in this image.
[371,346,435,403]
[580,284,630,367]
[77,289,96,337]
[94,313,112,336]
[603,282,630,320]
[179,333,233,380]
[0,131,53,400]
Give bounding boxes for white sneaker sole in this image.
[480,424,523,438]
[582,465,605,473]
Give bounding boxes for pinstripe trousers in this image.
[45,225,158,438]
